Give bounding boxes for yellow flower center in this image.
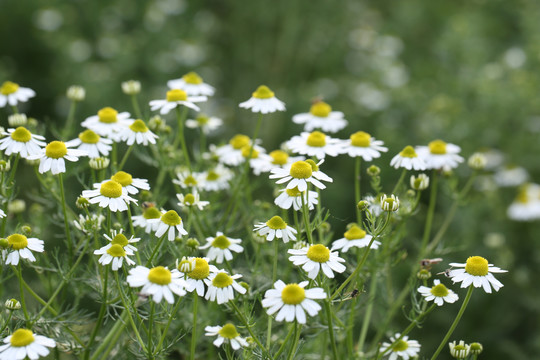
[430,283,449,297]
[166,89,188,102]
[289,161,313,179]
[229,134,250,150]
[344,225,366,240]
[45,141,68,159]
[98,107,118,124]
[212,235,231,249]
[252,85,275,99]
[7,234,28,250]
[188,258,210,280]
[106,244,126,257]
[306,244,330,263]
[10,329,34,347]
[184,175,198,186]
[270,150,289,165]
[241,146,259,159]
[147,266,172,285]
[393,339,409,352]
[112,233,129,247]
[428,140,447,155]
[10,127,32,143]
[350,131,371,147]
[99,181,123,198]
[111,171,133,186]
[184,193,195,205]
[78,129,100,144]
[281,284,306,305]
[516,188,529,204]
[306,131,326,147]
[1,81,19,95]
[196,115,209,125]
[464,256,489,276]
[309,101,332,117]
[206,170,220,181]
[266,216,287,230]
[182,71,203,84]
[143,207,162,220]
[212,272,233,288]
[305,159,319,172]
[129,119,149,133]
[286,187,302,197]
[161,210,182,226]
[218,324,240,339]
[399,146,418,158]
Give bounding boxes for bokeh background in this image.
[2,0,540,358]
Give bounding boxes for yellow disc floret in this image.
[289,161,313,179]
[206,170,220,181]
[464,256,489,276]
[252,85,275,99]
[286,187,302,197]
[184,193,195,205]
[107,244,126,257]
[7,234,28,250]
[10,329,34,347]
[212,272,233,288]
[266,216,287,230]
[182,71,203,84]
[305,159,319,172]
[229,134,250,150]
[148,266,172,285]
[350,131,371,147]
[45,141,68,159]
[218,324,240,339]
[166,89,188,102]
[281,284,306,305]
[344,225,366,240]
[129,119,149,133]
[143,207,162,220]
[78,129,100,144]
[393,339,409,352]
[310,101,332,117]
[241,146,259,159]
[99,181,123,198]
[1,81,19,95]
[270,150,289,165]
[111,171,133,187]
[183,175,198,186]
[430,283,449,297]
[306,131,326,147]
[10,127,32,143]
[112,233,129,247]
[196,115,209,125]
[161,210,182,226]
[399,146,418,158]
[188,258,210,280]
[306,244,330,263]
[98,107,118,124]
[428,140,447,155]
[212,235,231,249]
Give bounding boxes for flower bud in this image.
[410,173,429,190]
[357,200,369,211]
[148,115,166,132]
[121,80,141,95]
[67,85,86,101]
[8,199,26,214]
[177,256,196,273]
[469,342,483,355]
[417,269,432,280]
[25,158,41,166]
[0,238,8,249]
[0,159,11,172]
[186,238,200,251]
[76,196,90,209]
[468,153,487,170]
[21,225,32,236]
[89,157,110,170]
[381,194,399,212]
[367,165,380,177]
[8,113,28,127]
[5,298,21,311]
[239,282,250,292]
[449,340,470,359]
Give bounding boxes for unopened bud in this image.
[177,256,196,273]
[76,196,90,209]
[0,160,11,172]
[381,194,399,212]
[367,165,380,177]
[0,238,8,249]
[357,200,369,211]
[417,269,431,280]
[89,157,110,170]
[186,238,200,251]
[8,199,26,214]
[8,113,28,127]
[449,340,470,359]
[468,153,487,170]
[21,225,32,236]
[469,342,483,355]
[67,85,86,101]
[121,80,141,95]
[239,282,250,291]
[25,158,41,166]
[410,173,429,190]
[5,298,21,311]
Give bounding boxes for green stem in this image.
[419,170,438,256]
[0,311,13,334]
[229,301,272,359]
[118,145,134,171]
[131,94,143,120]
[286,321,302,360]
[357,270,378,355]
[274,322,296,359]
[63,101,78,139]
[190,295,199,360]
[175,107,191,170]
[84,266,109,359]
[355,157,362,224]
[324,300,339,360]
[266,239,279,348]
[301,193,313,244]
[391,168,407,195]
[58,173,74,265]
[90,314,127,360]
[148,301,155,358]
[154,299,183,354]
[146,234,167,267]
[14,264,30,327]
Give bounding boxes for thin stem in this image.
[274,322,296,359]
[266,239,279,348]
[357,270,378,354]
[355,157,362,224]
[286,321,302,360]
[131,94,143,120]
[419,170,438,257]
[229,301,272,359]
[63,101,78,139]
[146,234,167,267]
[148,301,155,358]
[154,298,183,353]
[90,314,127,360]
[14,264,30,327]
[175,106,191,170]
[324,300,339,359]
[118,145,134,171]
[190,294,199,360]
[0,311,13,334]
[391,168,407,195]
[301,193,313,244]
[84,266,109,359]
[58,173,73,264]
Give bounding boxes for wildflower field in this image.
[1,1,540,359]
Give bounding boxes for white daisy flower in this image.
[380,333,421,360]
[173,169,200,189]
[0,328,55,360]
[204,271,247,304]
[27,141,86,175]
[94,243,135,271]
[181,257,219,297]
[449,340,470,359]
[167,71,215,96]
[239,85,285,114]
[248,149,304,175]
[196,164,233,192]
[65,129,113,158]
[4,233,44,266]
[81,180,137,212]
[416,140,464,171]
[331,225,380,253]
[73,214,105,234]
[0,209,5,218]
[148,210,188,241]
[149,89,207,115]
[102,229,140,254]
[288,244,346,280]
[199,232,243,264]
[205,324,249,350]
[0,81,36,108]
[494,165,529,187]
[261,280,326,324]
[364,195,383,217]
[507,184,540,221]
[127,265,187,304]
[177,190,209,210]
[381,194,400,212]
[410,173,430,191]
[185,114,223,134]
[119,119,158,146]
[108,171,150,195]
[417,279,459,306]
[81,107,133,139]
[215,134,253,166]
[285,131,341,160]
[390,146,426,171]
[448,256,507,293]
[132,206,163,234]
[274,187,319,211]
[253,215,297,243]
[339,131,388,160]
[292,101,347,133]
[270,160,330,191]
[0,126,46,158]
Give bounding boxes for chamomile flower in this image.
[215,134,252,166]
[182,257,218,296]
[27,141,86,175]
[127,266,187,304]
[331,225,380,253]
[285,131,341,160]
[81,107,133,139]
[239,85,285,114]
[119,119,158,146]
[197,165,233,192]
[494,165,529,187]
[261,280,326,324]
[186,114,223,134]
[339,131,388,160]
[0,81,36,108]
[132,206,163,233]
[448,256,507,293]
[416,140,464,171]
[73,214,105,234]
[304,159,333,183]
[288,244,346,279]
[204,271,247,304]
[4,234,44,266]
[270,160,329,191]
[274,187,319,211]
[109,171,150,195]
[65,129,113,158]
[94,243,135,271]
[199,232,243,264]
[102,229,140,254]
[149,89,207,114]
[380,333,421,360]
[449,340,470,359]
[167,71,215,96]
[0,328,56,360]
[292,101,347,133]
[0,127,46,158]
[417,279,459,306]
[149,210,188,241]
[364,194,383,217]
[253,215,297,243]
[507,184,540,221]
[82,180,137,212]
[205,324,249,350]
[177,190,209,210]
[390,146,426,171]
[173,169,199,189]
[249,149,304,175]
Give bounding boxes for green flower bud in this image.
[5,298,21,311]
[76,196,90,209]
[367,165,380,177]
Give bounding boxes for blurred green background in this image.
[2,0,540,358]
